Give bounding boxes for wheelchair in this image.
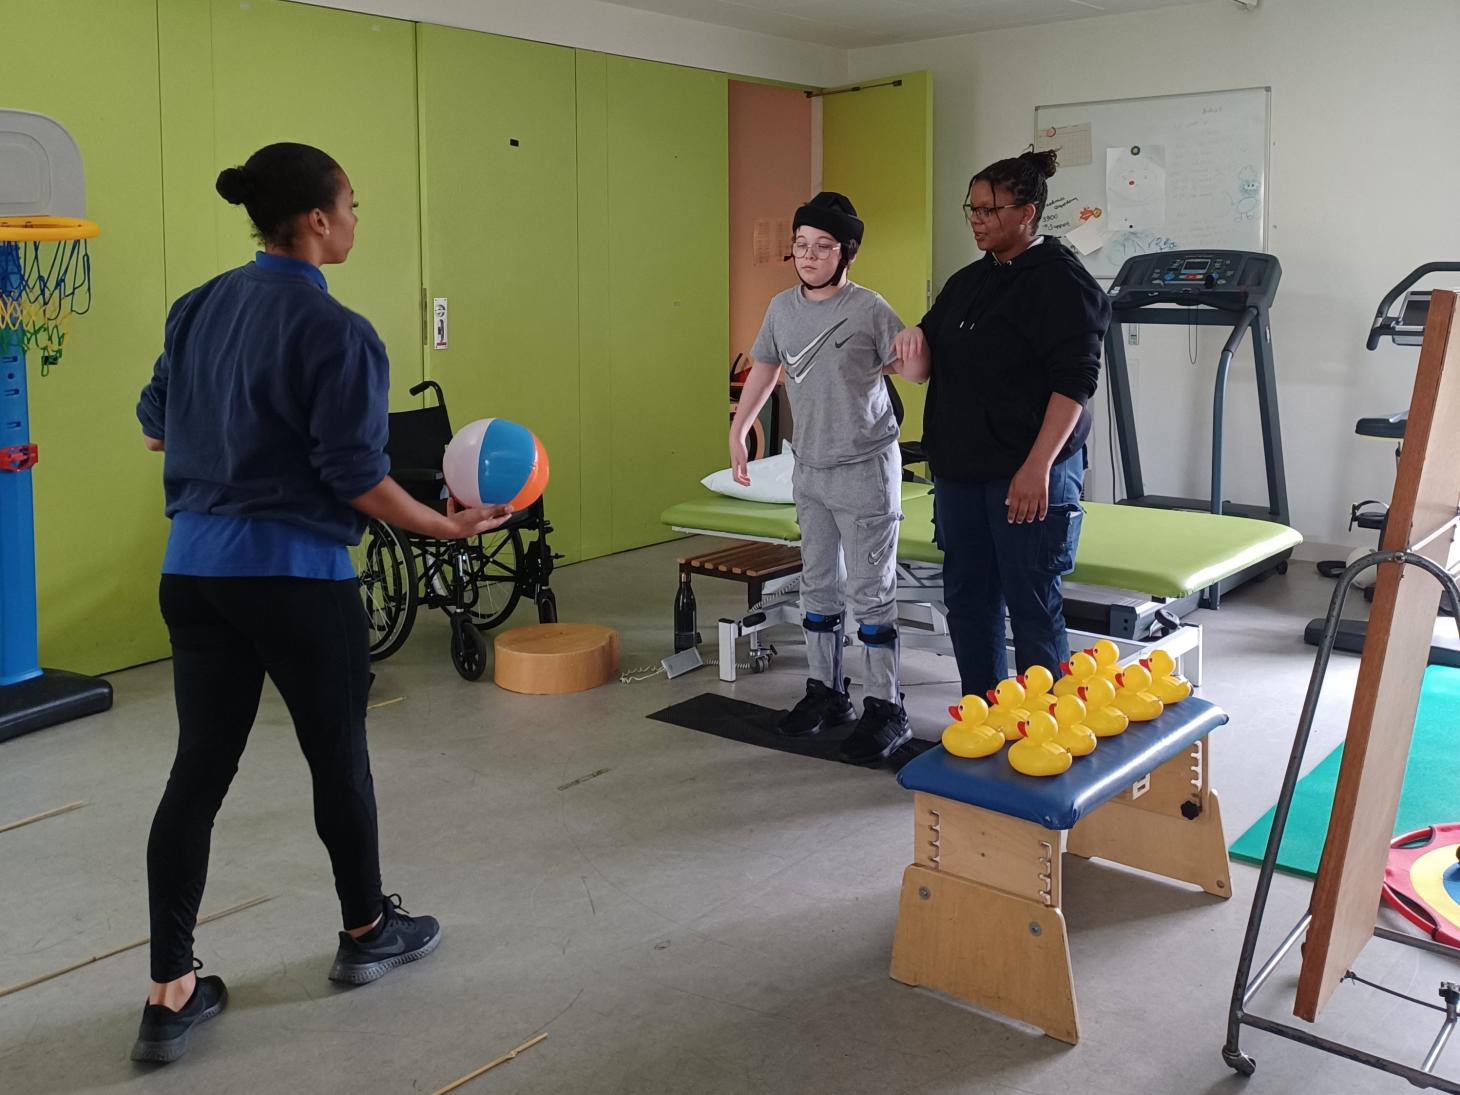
[350,380,559,681]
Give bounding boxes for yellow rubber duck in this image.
[1077,677,1130,737]
[1140,649,1193,704]
[1018,665,1055,716]
[1053,650,1098,697]
[986,680,1031,742]
[1049,695,1097,756]
[942,694,1005,759]
[1112,663,1164,722]
[1008,710,1072,777]
[1090,639,1123,682]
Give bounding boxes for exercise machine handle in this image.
[1367,262,1460,351]
[1211,306,1260,517]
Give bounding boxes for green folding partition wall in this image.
[417,25,583,563]
[160,0,425,408]
[822,71,934,440]
[0,0,171,674]
[578,53,729,554]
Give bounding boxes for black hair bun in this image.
[1020,148,1059,179]
[215,166,254,205]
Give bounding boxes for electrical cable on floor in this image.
[620,659,752,684]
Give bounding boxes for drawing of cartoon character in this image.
[1232,165,1260,222]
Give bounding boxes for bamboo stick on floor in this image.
[0,895,272,999]
[0,800,87,835]
[430,1033,548,1095]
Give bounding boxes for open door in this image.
[821,71,933,440]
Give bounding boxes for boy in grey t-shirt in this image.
[730,192,928,765]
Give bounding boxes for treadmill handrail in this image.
[1367,262,1460,350]
[1211,306,1260,517]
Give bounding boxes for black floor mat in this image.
[646,692,935,770]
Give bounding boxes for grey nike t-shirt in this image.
[750,281,904,468]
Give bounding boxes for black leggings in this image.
[147,574,382,981]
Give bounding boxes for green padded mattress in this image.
[661,486,1302,600]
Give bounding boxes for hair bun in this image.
[215,166,254,205]
[1020,148,1059,179]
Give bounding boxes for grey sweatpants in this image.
[792,445,902,703]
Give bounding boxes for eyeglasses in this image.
[791,239,842,259]
[963,202,1026,222]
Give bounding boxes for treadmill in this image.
[1302,262,1460,666]
[1064,250,1292,638]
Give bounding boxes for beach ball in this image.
[443,418,549,510]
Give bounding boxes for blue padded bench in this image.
[888,698,1233,1044]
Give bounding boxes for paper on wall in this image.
[1106,144,1166,231]
[1034,122,1092,168]
[1066,217,1110,256]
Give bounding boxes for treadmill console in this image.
[1107,249,1281,312]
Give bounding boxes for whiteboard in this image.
[1034,87,1270,279]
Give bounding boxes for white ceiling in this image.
[595,0,1218,49]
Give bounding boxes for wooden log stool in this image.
[889,699,1233,1044]
[494,623,620,694]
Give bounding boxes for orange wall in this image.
[728,81,813,370]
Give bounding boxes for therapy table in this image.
[661,484,1301,680]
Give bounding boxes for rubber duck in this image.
[1090,639,1123,682]
[1112,663,1164,722]
[1078,677,1130,737]
[986,680,1031,742]
[1008,710,1072,777]
[1018,665,1055,716]
[1053,650,1098,697]
[942,695,1005,759]
[1049,696,1097,756]
[1140,649,1193,704]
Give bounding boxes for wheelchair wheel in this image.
[350,519,418,659]
[451,527,525,631]
[450,614,488,681]
[537,589,558,624]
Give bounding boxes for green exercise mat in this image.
[1229,664,1460,878]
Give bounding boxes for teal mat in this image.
[1229,664,1460,877]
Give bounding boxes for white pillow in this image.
[701,444,796,503]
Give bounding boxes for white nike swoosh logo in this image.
[782,319,848,381]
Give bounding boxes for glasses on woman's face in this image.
[963,202,1026,223]
[791,239,841,260]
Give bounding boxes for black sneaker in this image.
[328,893,442,985]
[837,697,913,765]
[130,960,228,1063]
[777,677,855,737]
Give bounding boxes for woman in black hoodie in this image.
[893,150,1111,697]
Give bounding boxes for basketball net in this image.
[0,237,93,373]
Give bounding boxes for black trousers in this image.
[147,574,382,981]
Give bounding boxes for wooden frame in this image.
[889,737,1230,1043]
[1296,290,1460,1020]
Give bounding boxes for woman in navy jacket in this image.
[131,143,510,1062]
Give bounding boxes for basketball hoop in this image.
[0,215,99,373]
[0,111,112,741]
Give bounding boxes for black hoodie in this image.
[918,236,1111,483]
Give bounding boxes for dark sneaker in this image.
[130,960,228,1063]
[777,677,855,737]
[328,893,442,985]
[837,697,913,765]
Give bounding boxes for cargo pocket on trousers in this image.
[1041,502,1083,575]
